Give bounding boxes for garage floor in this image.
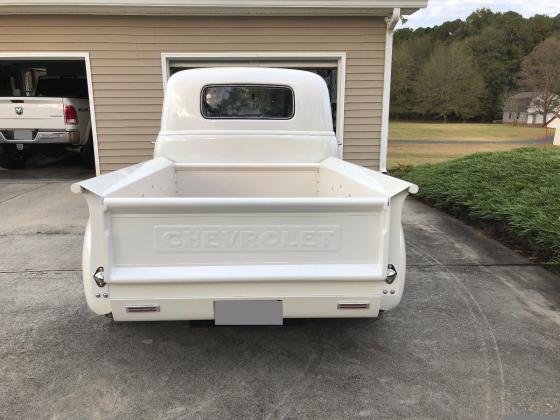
[1,170,559,419]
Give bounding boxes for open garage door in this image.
[162,54,346,153]
[0,54,97,174]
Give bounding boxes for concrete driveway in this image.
[1,168,559,419]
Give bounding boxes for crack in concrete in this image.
[0,231,83,237]
[410,263,536,268]
[0,180,80,184]
[0,183,48,205]
[0,269,81,274]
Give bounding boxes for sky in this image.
[401,0,560,29]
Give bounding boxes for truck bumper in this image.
[110,296,381,322]
[99,281,403,322]
[0,130,81,144]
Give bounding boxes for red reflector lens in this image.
[64,105,78,124]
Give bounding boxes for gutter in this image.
[379,7,401,174]
[0,1,427,16]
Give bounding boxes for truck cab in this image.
[73,68,417,324]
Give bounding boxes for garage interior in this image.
[0,60,86,97]
[169,62,339,131]
[0,58,94,172]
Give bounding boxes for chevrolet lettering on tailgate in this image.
[154,225,341,252]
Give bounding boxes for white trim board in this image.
[0,1,428,16]
[0,52,101,175]
[161,52,346,158]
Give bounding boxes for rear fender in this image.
[381,189,410,310]
[82,207,111,315]
[72,158,176,315]
[319,157,416,310]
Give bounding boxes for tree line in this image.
[391,9,560,122]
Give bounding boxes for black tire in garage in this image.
[0,144,27,169]
[81,133,95,169]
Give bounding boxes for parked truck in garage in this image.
[0,75,92,169]
[72,67,417,324]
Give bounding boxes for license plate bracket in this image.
[214,300,283,326]
[13,130,33,140]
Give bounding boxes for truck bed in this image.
[73,157,415,321]
[99,160,389,199]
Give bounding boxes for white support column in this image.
[379,8,400,173]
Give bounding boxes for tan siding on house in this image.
[0,15,386,172]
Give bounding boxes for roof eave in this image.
[0,1,428,16]
[545,114,560,127]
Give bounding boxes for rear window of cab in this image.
[201,84,294,120]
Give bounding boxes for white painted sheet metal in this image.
[73,68,416,322]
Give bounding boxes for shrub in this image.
[392,147,560,266]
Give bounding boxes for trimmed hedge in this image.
[392,147,560,266]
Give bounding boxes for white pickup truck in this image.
[0,75,92,169]
[72,68,417,324]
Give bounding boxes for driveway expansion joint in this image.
[410,263,537,268]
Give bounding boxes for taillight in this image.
[64,105,78,125]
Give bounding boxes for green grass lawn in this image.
[391,148,560,267]
[389,121,546,142]
[388,122,552,167]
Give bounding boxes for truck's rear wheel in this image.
[81,134,95,169]
[0,144,27,169]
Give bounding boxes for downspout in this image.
[379,7,400,174]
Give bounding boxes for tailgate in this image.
[0,97,65,130]
[103,197,391,284]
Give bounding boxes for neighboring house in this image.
[503,92,560,125]
[545,114,560,146]
[0,0,428,174]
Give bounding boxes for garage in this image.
[0,1,427,175]
[0,54,96,171]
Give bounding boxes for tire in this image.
[0,144,27,169]
[80,134,95,169]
